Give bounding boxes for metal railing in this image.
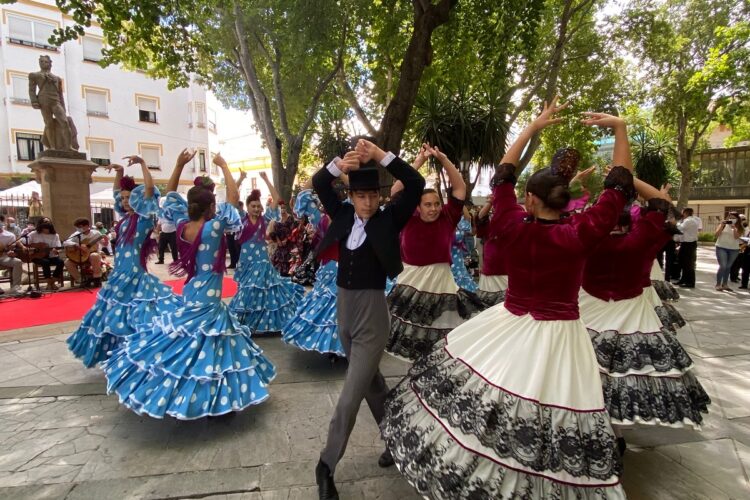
[0,193,116,229]
[689,185,750,200]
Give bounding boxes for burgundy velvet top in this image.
[400,196,464,266]
[583,211,670,301]
[493,182,627,320]
[476,214,509,277]
[316,215,339,264]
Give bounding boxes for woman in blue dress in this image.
[67,156,177,368]
[450,210,478,292]
[103,152,276,419]
[282,184,345,357]
[229,171,304,334]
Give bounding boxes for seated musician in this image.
[64,218,103,288]
[0,222,23,295]
[18,221,64,290]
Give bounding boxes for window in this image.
[82,37,104,62]
[208,108,217,133]
[137,96,158,123]
[7,15,57,50]
[10,74,30,105]
[251,177,258,190]
[140,145,161,169]
[16,133,43,161]
[84,89,108,117]
[195,102,206,128]
[198,150,207,173]
[88,140,111,166]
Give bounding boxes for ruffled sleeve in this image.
[293,189,322,226]
[113,190,126,217]
[161,192,189,227]
[264,205,281,224]
[215,203,243,233]
[128,185,161,218]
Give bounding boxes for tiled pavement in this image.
[0,247,748,499]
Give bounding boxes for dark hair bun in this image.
[247,189,261,203]
[545,184,571,210]
[551,148,581,182]
[119,176,137,192]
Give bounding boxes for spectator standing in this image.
[675,208,700,288]
[715,212,743,291]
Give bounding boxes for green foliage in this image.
[698,232,717,242]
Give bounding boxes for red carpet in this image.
[0,277,238,332]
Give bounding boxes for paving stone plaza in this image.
[1,247,749,499]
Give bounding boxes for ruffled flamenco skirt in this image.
[282,260,344,357]
[382,304,626,499]
[386,263,484,362]
[450,247,478,292]
[580,290,710,429]
[67,267,179,368]
[477,273,507,308]
[229,258,305,334]
[650,259,680,302]
[102,300,277,419]
[644,285,685,333]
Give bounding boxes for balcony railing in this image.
[689,185,750,200]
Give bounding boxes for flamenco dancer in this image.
[450,207,478,292]
[382,102,630,499]
[229,171,304,334]
[578,139,709,455]
[313,138,424,500]
[102,153,276,419]
[386,143,484,361]
[67,156,177,368]
[282,180,345,357]
[474,194,509,306]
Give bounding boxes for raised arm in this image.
[214,153,239,206]
[412,143,431,170]
[259,171,280,210]
[123,155,154,199]
[428,145,466,200]
[110,163,124,191]
[167,148,197,193]
[312,152,360,218]
[501,97,569,168]
[237,170,247,189]
[581,113,633,171]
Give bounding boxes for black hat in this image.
[347,167,382,191]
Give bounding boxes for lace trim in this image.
[588,328,694,375]
[388,285,485,324]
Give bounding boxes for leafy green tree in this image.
[617,0,750,208]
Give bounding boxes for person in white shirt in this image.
[714,212,743,291]
[18,221,64,290]
[156,217,178,264]
[63,218,103,287]
[0,226,23,295]
[676,208,700,288]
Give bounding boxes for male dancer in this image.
[312,138,424,499]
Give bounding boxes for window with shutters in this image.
[195,102,206,128]
[251,178,258,190]
[88,140,111,166]
[136,95,158,123]
[7,14,58,51]
[139,145,161,169]
[84,88,108,117]
[198,150,207,172]
[208,108,217,133]
[82,37,104,62]
[9,73,30,105]
[16,133,44,161]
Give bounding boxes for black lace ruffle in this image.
[589,328,694,375]
[602,371,710,426]
[386,317,452,361]
[652,280,680,301]
[385,340,623,482]
[655,303,686,332]
[477,289,506,308]
[388,284,485,324]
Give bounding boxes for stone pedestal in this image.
[29,152,98,235]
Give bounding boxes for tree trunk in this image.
[675,115,692,210]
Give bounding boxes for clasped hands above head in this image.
[335,139,385,174]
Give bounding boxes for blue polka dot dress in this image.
[282,189,344,356]
[228,207,304,334]
[67,186,178,368]
[450,216,478,292]
[102,193,276,419]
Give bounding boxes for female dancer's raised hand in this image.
[580,112,625,129]
[531,96,569,131]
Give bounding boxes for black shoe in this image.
[378,449,394,468]
[617,437,627,456]
[91,278,102,288]
[315,460,338,500]
[739,285,748,289]
[156,260,165,264]
[679,284,694,288]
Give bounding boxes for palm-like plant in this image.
[631,124,679,192]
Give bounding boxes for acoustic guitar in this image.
[65,233,104,264]
[17,243,64,264]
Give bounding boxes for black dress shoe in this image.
[378,449,394,468]
[315,460,338,500]
[156,260,164,264]
[678,284,694,288]
[617,437,627,456]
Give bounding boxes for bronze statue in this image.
[28,55,79,151]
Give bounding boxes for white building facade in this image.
[0,0,219,195]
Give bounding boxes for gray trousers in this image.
[320,287,390,472]
[0,255,22,288]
